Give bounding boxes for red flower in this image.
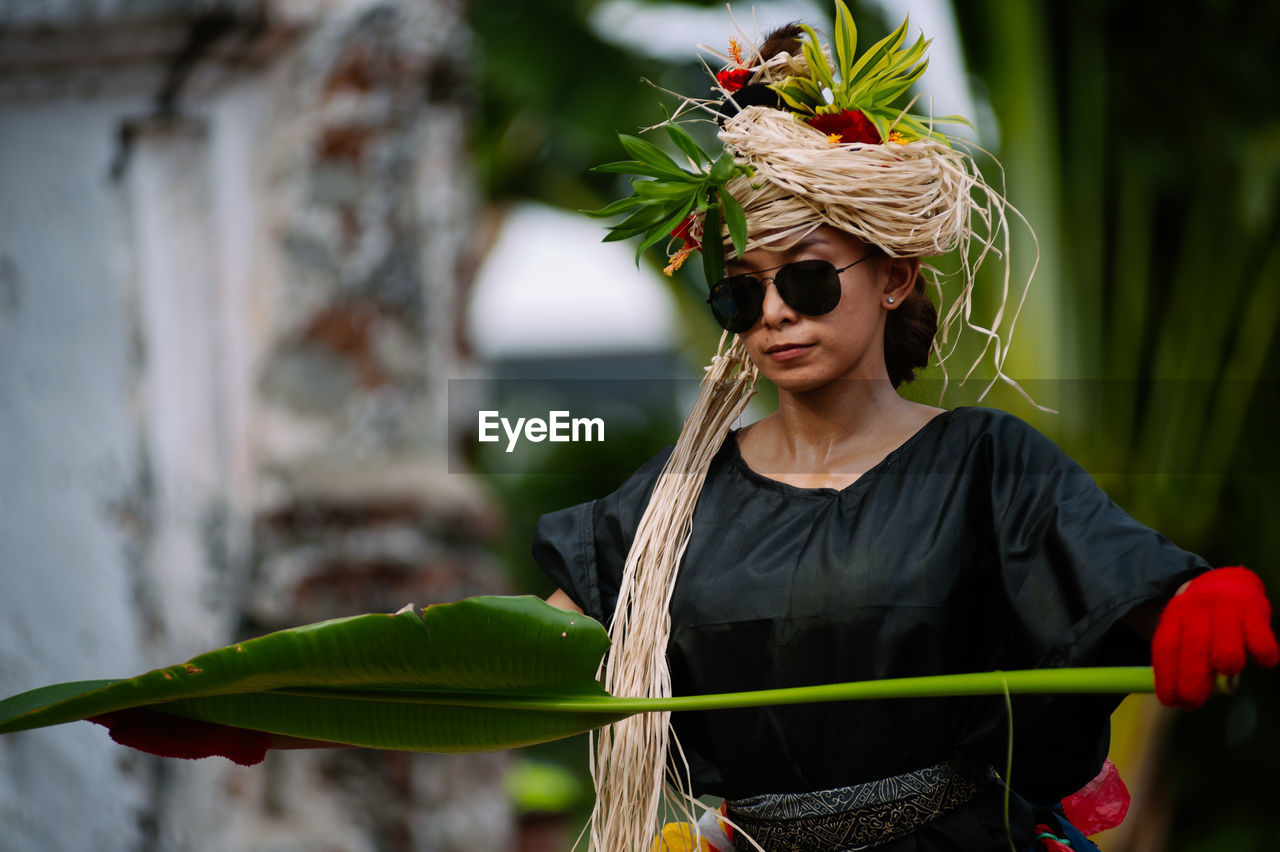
[807,110,881,145]
[716,68,752,93]
[671,213,700,250]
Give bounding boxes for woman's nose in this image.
[759,279,796,327]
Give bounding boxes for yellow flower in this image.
[664,246,694,276]
[651,822,713,852]
[887,130,908,145]
[827,133,844,145]
[729,37,744,66]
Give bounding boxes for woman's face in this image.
[729,225,911,394]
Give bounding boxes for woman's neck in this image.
[738,379,942,489]
[775,376,906,445]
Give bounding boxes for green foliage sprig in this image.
[582,124,752,289]
[771,2,967,144]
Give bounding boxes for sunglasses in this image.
[705,255,874,333]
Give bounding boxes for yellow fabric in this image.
[651,822,713,852]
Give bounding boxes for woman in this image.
[537,7,1277,851]
[69,6,1276,849]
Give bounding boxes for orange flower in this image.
[887,130,907,145]
[728,37,744,66]
[664,246,694,276]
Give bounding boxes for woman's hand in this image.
[1152,566,1279,708]
[89,709,352,763]
[89,708,270,765]
[546,588,584,614]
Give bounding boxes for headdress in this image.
[582,4,1035,849]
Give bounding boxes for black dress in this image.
[534,407,1207,850]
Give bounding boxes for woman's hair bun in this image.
[716,83,785,124]
[884,276,937,388]
[759,23,803,60]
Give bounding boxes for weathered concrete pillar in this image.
[0,1,511,849]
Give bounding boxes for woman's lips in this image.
[766,343,814,362]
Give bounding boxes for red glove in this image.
[1152,566,1279,708]
[89,707,270,766]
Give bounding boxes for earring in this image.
[886,297,896,305]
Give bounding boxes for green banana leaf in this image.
[0,595,1160,754]
[0,596,622,752]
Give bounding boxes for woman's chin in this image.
[762,367,892,397]
[762,370,832,395]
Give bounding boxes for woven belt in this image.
[724,759,997,851]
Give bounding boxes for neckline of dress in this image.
[726,406,962,497]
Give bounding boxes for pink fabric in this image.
[1062,758,1130,835]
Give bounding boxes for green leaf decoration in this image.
[891,113,934,140]
[833,0,858,83]
[861,57,928,105]
[773,79,824,112]
[601,203,676,242]
[0,596,624,752]
[702,201,725,289]
[867,112,891,143]
[931,113,975,129]
[632,181,698,201]
[586,129,748,282]
[579,194,647,219]
[617,134,688,178]
[591,160,687,180]
[800,24,835,92]
[848,16,909,84]
[764,3,950,146]
[666,124,709,167]
[708,150,737,184]
[721,190,748,260]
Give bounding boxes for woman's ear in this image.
[882,256,920,309]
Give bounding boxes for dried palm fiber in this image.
[586,331,759,851]
[720,106,973,256]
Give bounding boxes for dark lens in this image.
[708,275,764,332]
[775,260,841,316]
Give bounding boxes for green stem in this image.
[279,666,1157,714]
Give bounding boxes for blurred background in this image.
[1,0,1277,850]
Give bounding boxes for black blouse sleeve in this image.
[531,445,675,627]
[980,411,1209,801]
[986,412,1209,667]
